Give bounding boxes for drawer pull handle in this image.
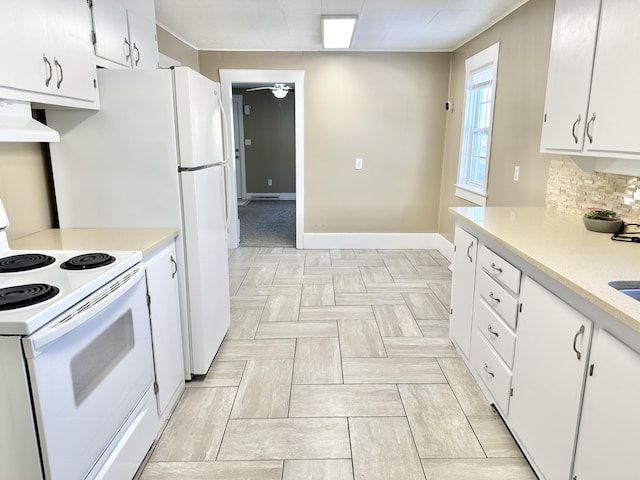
[466,241,474,263]
[484,364,495,378]
[489,292,501,303]
[490,262,503,273]
[487,324,499,337]
[573,324,586,360]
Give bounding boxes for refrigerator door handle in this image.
[178,162,225,173]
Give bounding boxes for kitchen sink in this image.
[609,281,640,301]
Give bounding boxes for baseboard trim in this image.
[247,193,296,200]
[303,233,449,250]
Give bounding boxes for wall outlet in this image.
[355,158,363,170]
[267,179,272,186]
[513,165,520,182]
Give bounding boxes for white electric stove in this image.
[0,200,159,480]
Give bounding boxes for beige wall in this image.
[156,26,199,71]
[200,51,451,233]
[438,0,558,242]
[0,143,55,241]
[236,89,296,193]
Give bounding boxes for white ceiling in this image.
[154,0,530,52]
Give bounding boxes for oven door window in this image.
[23,270,154,480]
[71,309,135,406]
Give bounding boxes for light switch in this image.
[245,139,252,146]
[355,158,363,170]
[244,105,251,115]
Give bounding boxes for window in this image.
[456,42,500,206]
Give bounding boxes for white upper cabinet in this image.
[584,0,640,157]
[540,0,599,152]
[45,0,97,101]
[541,0,640,160]
[90,0,159,69]
[0,0,97,107]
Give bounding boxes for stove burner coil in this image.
[60,253,116,271]
[0,254,56,273]
[0,284,60,310]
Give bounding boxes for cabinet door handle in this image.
[133,43,141,66]
[571,114,581,144]
[572,324,585,360]
[53,58,63,89]
[490,262,503,274]
[489,292,501,304]
[170,256,178,279]
[43,54,52,87]
[483,363,495,378]
[124,37,132,60]
[487,324,499,337]
[466,241,474,263]
[586,113,596,144]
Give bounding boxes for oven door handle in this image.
[23,266,145,358]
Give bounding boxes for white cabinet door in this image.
[449,226,478,358]
[127,10,159,69]
[585,0,640,156]
[508,277,592,480]
[540,0,600,152]
[145,242,184,419]
[45,0,96,101]
[0,0,96,106]
[91,0,132,68]
[0,0,49,95]
[90,0,158,69]
[572,329,640,480]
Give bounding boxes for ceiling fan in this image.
[246,83,293,99]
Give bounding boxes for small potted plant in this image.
[583,209,624,233]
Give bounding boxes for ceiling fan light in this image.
[272,87,288,99]
[322,16,357,49]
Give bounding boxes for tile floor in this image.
[139,248,537,480]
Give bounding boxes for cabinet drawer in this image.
[471,331,512,414]
[474,298,517,367]
[476,271,519,329]
[478,245,521,294]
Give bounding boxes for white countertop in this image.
[450,207,640,334]
[10,228,178,257]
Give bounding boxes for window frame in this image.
[455,42,500,206]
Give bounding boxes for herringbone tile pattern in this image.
[140,248,536,480]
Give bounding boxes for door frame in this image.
[220,69,305,249]
[232,94,247,201]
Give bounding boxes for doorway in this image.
[232,89,296,248]
[220,69,305,249]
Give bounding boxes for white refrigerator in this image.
[47,67,231,378]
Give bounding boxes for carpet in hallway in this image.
[237,200,295,247]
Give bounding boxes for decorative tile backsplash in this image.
[546,158,640,223]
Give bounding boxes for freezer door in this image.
[179,165,230,374]
[173,67,224,169]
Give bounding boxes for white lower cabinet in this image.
[571,329,640,480]
[449,225,478,357]
[144,241,184,420]
[508,277,592,480]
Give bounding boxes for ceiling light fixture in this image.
[322,16,358,49]
[272,86,288,99]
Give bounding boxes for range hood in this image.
[0,99,59,142]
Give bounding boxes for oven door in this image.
[22,265,155,480]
